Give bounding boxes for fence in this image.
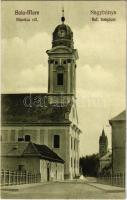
[1,170,41,186]
[97,174,125,188]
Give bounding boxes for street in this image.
[1,181,125,199]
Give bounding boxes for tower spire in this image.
[102,128,105,136]
[61,7,65,24]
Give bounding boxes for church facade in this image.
[1,13,81,179]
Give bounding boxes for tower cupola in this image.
[52,9,74,48]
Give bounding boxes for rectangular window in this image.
[54,135,60,148]
[57,73,63,86]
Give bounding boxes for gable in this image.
[23,143,40,157]
[110,110,126,122]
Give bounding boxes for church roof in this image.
[1,142,64,163]
[52,22,74,49]
[54,24,72,35]
[99,129,108,144]
[100,152,112,161]
[1,93,72,126]
[109,110,126,122]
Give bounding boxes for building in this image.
[99,151,112,175]
[1,142,64,182]
[99,129,108,158]
[109,110,126,175]
[1,11,81,179]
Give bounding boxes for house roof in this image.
[110,110,126,122]
[100,152,112,161]
[33,143,64,163]
[1,142,64,163]
[1,142,30,157]
[1,93,72,125]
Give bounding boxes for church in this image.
[1,11,81,179]
[99,129,112,174]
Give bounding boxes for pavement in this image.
[87,182,125,192]
[1,179,125,193]
[86,177,125,192]
[1,181,125,199]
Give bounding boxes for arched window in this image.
[56,66,64,86]
[55,60,58,65]
[54,135,60,148]
[25,135,31,142]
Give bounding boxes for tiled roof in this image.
[1,142,30,156]
[1,142,64,163]
[33,143,64,163]
[1,93,72,125]
[110,110,126,122]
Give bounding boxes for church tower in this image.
[99,129,108,157]
[46,9,78,97]
[46,10,81,179]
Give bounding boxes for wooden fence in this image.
[97,173,125,188]
[1,170,41,186]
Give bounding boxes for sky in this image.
[1,1,126,156]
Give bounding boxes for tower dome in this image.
[52,10,74,48]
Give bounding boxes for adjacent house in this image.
[1,142,64,182]
[99,151,112,175]
[109,110,126,175]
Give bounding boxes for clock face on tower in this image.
[58,29,66,38]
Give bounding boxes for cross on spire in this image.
[61,7,65,24]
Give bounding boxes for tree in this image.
[79,154,99,177]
